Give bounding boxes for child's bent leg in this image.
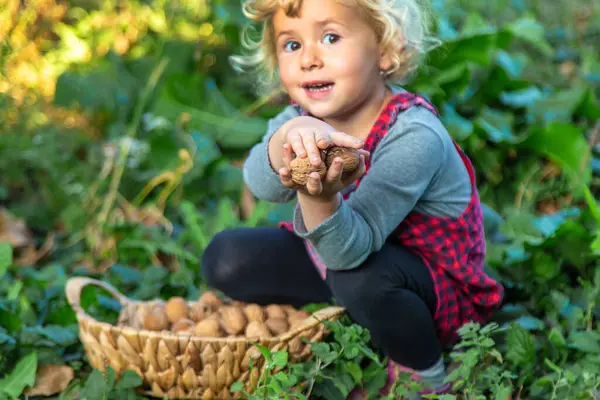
[325,241,442,371]
[201,226,333,308]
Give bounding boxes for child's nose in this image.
[300,43,323,70]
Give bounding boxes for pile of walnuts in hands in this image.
[277,119,369,198]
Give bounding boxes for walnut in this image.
[198,291,223,310]
[243,304,266,323]
[194,318,222,337]
[171,318,195,333]
[265,304,287,320]
[265,317,289,336]
[189,301,212,322]
[245,320,272,339]
[289,156,326,185]
[325,147,360,172]
[143,305,169,331]
[220,305,247,335]
[165,297,189,324]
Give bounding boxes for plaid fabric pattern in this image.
[279,92,504,347]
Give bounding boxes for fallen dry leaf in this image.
[24,364,74,397]
[0,207,33,248]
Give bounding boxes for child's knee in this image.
[327,269,386,315]
[200,230,242,289]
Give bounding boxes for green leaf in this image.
[592,231,600,255]
[544,358,562,374]
[272,351,288,369]
[548,327,567,347]
[528,88,589,124]
[460,12,496,36]
[568,331,600,354]
[495,385,513,400]
[475,107,521,144]
[495,50,528,78]
[504,17,553,56]
[442,103,473,140]
[0,352,37,399]
[230,381,244,393]
[152,85,268,150]
[500,87,543,108]
[254,344,273,363]
[79,369,108,400]
[531,252,560,281]
[520,122,592,185]
[0,243,11,279]
[20,325,78,348]
[115,370,143,390]
[345,362,362,383]
[54,51,139,115]
[430,32,497,69]
[506,323,536,366]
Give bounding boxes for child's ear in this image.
[379,49,393,72]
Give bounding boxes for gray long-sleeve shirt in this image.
[242,85,472,271]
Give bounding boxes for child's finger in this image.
[288,132,306,158]
[324,157,344,183]
[301,132,323,166]
[314,132,331,149]
[330,132,364,149]
[282,144,294,169]
[306,171,322,195]
[279,167,296,188]
[357,149,370,158]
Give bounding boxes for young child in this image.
[201,0,505,398]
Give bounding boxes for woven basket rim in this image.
[66,277,345,344]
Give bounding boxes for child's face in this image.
[273,0,391,121]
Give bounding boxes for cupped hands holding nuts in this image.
[269,116,369,198]
[279,143,368,198]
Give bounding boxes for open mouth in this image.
[303,82,334,92]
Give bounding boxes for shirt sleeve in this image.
[242,105,300,203]
[292,121,446,270]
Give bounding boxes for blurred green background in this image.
[0,0,599,399]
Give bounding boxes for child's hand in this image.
[282,117,365,167]
[278,143,369,198]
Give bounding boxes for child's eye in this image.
[283,40,301,52]
[323,33,340,44]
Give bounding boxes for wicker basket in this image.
[65,277,345,399]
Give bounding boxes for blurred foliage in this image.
[0,0,600,398]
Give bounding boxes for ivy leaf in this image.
[0,352,37,399]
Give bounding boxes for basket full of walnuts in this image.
[65,277,345,399]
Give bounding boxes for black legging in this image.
[200,226,442,370]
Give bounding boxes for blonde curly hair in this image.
[229,0,440,96]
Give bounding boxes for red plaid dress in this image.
[279,91,504,347]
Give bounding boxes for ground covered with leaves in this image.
[1,0,600,399]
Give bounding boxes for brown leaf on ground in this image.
[0,208,34,248]
[24,365,74,397]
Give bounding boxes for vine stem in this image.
[97,57,169,227]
